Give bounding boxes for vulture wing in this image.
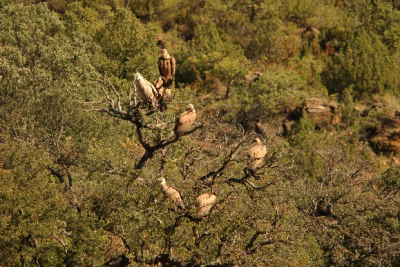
[158,57,170,79]
[170,57,176,80]
[174,110,196,137]
[247,144,267,170]
[195,193,217,218]
[144,79,159,98]
[158,56,176,87]
[162,184,185,209]
[138,78,159,107]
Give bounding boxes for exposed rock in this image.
[370,125,400,158]
[306,104,332,129]
[282,120,295,136]
[363,105,400,161]
[282,97,341,135]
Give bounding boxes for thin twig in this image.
[52,234,67,254]
[105,73,122,111]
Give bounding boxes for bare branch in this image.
[199,136,250,181]
[105,73,122,112]
[84,108,110,113]
[102,226,131,254]
[99,74,114,108]
[245,230,280,255]
[134,123,204,169]
[245,180,273,190]
[52,234,67,254]
[98,74,204,170]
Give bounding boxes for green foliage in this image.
[378,167,400,193]
[234,67,307,127]
[64,2,159,84]
[95,8,159,80]
[322,29,398,99]
[287,129,398,265]
[0,0,399,266]
[184,21,249,86]
[0,140,68,265]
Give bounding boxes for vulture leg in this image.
[159,98,168,112]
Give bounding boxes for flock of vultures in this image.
[134,41,267,219]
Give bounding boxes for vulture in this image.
[247,138,267,171]
[159,177,185,210]
[158,48,176,88]
[154,76,172,99]
[195,192,217,218]
[174,104,196,137]
[154,76,172,112]
[134,72,159,108]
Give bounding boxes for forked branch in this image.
[98,73,202,169]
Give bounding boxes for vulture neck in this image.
[162,51,170,59]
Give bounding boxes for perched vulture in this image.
[195,192,217,218]
[247,138,267,171]
[174,104,196,137]
[154,76,172,99]
[134,72,159,108]
[158,48,176,88]
[159,177,185,210]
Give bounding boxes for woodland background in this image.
[0,0,399,266]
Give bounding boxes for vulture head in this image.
[134,72,143,81]
[158,177,166,184]
[187,103,195,112]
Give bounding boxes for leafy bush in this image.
[234,67,307,128]
[322,29,398,99]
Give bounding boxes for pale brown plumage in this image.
[247,138,267,171]
[174,104,196,137]
[134,72,159,108]
[195,192,217,218]
[159,177,185,209]
[158,49,176,88]
[154,76,172,100]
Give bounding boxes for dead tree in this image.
[96,73,202,169]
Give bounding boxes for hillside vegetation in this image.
[0,1,399,266]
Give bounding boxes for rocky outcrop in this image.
[304,98,341,129]
[282,97,341,135]
[365,106,400,164]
